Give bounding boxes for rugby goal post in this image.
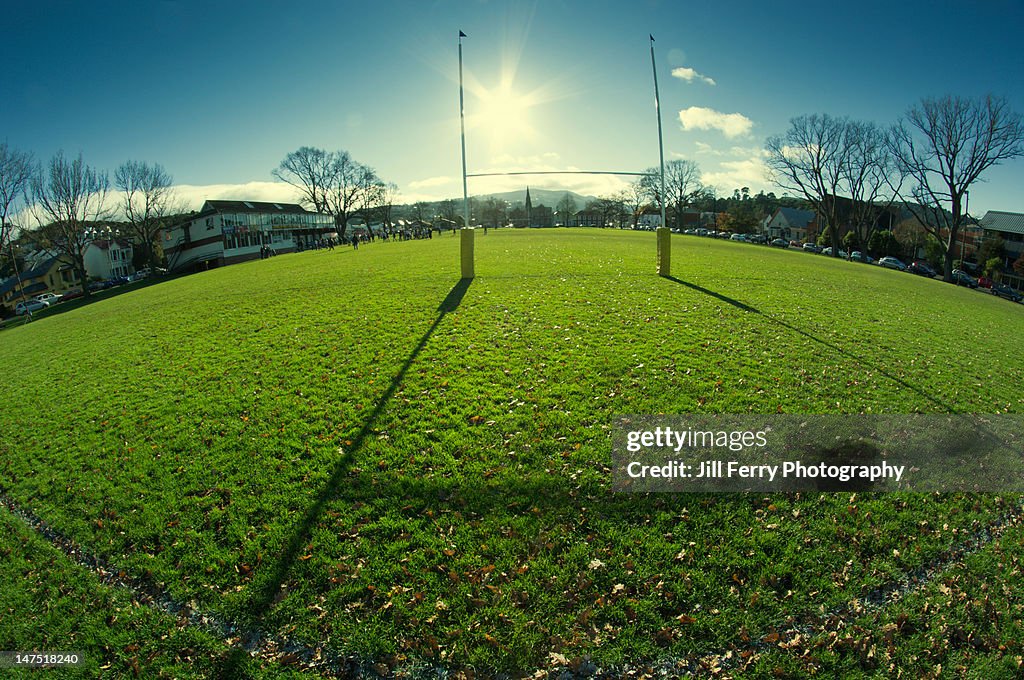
[457,32,670,279]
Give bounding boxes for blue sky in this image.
[4,0,1023,214]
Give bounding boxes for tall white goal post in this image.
[457,32,671,279]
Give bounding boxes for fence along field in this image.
[1,229,1023,674]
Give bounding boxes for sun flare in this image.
[472,83,535,151]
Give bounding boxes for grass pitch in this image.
[1,229,1023,675]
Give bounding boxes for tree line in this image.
[0,146,180,300]
[766,94,1024,282]
[0,145,397,300]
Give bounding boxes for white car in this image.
[34,293,61,306]
[15,299,47,315]
[878,256,907,271]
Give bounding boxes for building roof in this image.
[22,256,59,280]
[202,199,312,214]
[90,238,133,251]
[776,207,816,228]
[980,210,1024,236]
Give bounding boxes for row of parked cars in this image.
[12,267,166,315]
[682,230,1023,304]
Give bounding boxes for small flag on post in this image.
[459,30,467,38]
[650,34,654,41]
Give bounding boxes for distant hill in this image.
[473,188,598,208]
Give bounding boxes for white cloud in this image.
[671,67,716,86]
[692,141,722,156]
[408,176,452,189]
[678,107,754,138]
[171,181,304,211]
[700,151,771,194]
[488,152,561,167]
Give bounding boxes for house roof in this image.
[90,238,133,251]
[980,210,1024,236]
[202,199,312,214]
[776,207,816,228]
[22,256,59,280]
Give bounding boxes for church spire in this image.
[525,186,532,227]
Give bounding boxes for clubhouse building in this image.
[162,200,336,273]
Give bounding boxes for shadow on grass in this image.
[662,275,954,410]
[246,277,473,618]
[663,276,759,313]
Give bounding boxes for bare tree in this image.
[274,147,383,236]
[586,196,626,228]
[372,181,400,230]
[326,152,380,236]
[272,146,336,213]
[765,114,849,253]
[31,152,111,298]
[619,181,647,229]
[889,94,1024,280]
[116,160,180,270]
[439,198,458,227]
[841,121,904,252]
[412,201,431,222]
[555,192,577,226]
[1,144,34,277]
[0,144,34,311]
[643,160,704,229]
[479,196,507,228]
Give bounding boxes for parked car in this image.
[770,238,789,248]
[821,247,848,258]
[33,293,61,305]
[907,261,937,277]
[729,233,747,242]
[990,283,1022,302]
[850,251,874,264]
[802,243,822,254]
[15,299,47,315]
[951,270,978,288]
[878,257,907,271]
[60,289,84,302]
[977,276,994,289]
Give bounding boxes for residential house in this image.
[162,200,335,273]
[83,239,134,280]
[764,208,817,242]
[637,210,663,229]
[0,254,82,310]
[568,210,604,227]
[978,211,1024,289]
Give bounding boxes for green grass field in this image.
[1,229,1022,676]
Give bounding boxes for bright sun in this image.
[473,83,535,150]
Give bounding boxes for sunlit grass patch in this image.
[1,229,1022,674]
